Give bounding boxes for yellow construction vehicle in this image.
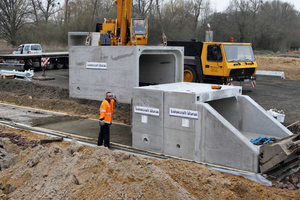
[167,39,258,87]
[97,0,147,46]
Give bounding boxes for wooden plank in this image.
[1,74,14,79]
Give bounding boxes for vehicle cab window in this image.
[132,19,146,35]
[16,46,22,51]
[207,45,222,62]
[31,45,41,50]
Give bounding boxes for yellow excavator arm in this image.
[99,0,147,46]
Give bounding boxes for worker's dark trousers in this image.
[98,124,110,148]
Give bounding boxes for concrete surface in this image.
[0,103,132,146]
[39,119,132,146]
[0,103,65,125]
[30,68,69,89]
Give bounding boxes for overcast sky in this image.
[212,0,300,12]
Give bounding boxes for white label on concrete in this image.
[169,108,198,119]
[182,118,189,127]
[141,115,148,123]
[86,62,107,69]
[134,106,159,116]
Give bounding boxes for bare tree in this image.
[228,0,251,42]
[192,0,203,36]
[31,0,40,25]
[160,0,195,40]
[0,0,31,45]
[257,0,299,51]
[247,0,263,46]
[35,0,60,23]
[132,0,154,17]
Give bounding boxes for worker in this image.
[97,92,116,148]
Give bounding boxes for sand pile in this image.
[0,125,300,199]
[256,56,300,80]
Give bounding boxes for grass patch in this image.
[253,50,275,55]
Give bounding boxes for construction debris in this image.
[267,107,285,123]
[0,74,14,79]
[40,137,64,144]
[0,69,34,80]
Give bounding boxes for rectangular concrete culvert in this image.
[139,54,176,86]
[69,45,184,104]
[68,32,184,104]
[132,82,293,173]
[68,32,100,47]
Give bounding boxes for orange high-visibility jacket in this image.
[99,99,115,124]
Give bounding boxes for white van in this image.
[13,44,42,54]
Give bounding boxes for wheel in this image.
[46,64,55,70]
[184,65,197,82]
[56,64,64,69]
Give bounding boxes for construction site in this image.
[0,52,300,199]
[0,0,300,199]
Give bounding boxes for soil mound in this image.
[0,133,299,199]
[0,79,131,125]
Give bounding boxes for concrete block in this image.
[132,88,164,153]
[68,32,100,47]
[164,91,197,132]
[199,103,259,172]
[132,82,293,173]
[163,128,195,160]
[237,95,292,138]
[69,45,184,104]
[132,133,163,153]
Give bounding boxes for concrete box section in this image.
[68,32,100,47]
[132,82,293,172]
[68,32,184,104]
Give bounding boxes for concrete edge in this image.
[255,70,285,79]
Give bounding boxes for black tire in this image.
[46,64,55,70]
[56,64,64,69]
[184,65,197,82]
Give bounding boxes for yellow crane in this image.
[98,0,148,46]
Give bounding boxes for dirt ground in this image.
[255,55,300,80]
[0,53,300,198]
[0,125,300,199]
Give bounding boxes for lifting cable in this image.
[86,0,98,46]
[156,0,167,45]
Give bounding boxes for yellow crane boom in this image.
[99,0,147,46]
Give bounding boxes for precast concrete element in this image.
[132,82,293,172]
[68,32,184,104]
[68,32,100,47]
[256,70,285,79]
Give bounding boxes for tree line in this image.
[0,0,299,52]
